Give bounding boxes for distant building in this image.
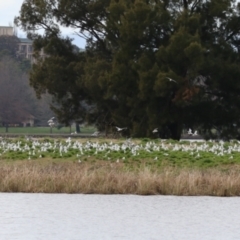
[0,26,14,36]
[17,38,34,62]
[0,26,45,64]
[22,114,36,127]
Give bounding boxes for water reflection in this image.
[0,194,240,240]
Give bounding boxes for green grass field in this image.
[0,126,96,135]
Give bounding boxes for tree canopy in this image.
[15,0,240,139]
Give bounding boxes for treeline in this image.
[14,0,240,139]
[0,36,54,130]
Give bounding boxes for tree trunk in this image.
[5,123,8,133]
[75,122,81,133]
[168,122,182,141]
[183,0,188,10]
[105,124,108,137]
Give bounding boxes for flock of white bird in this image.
[187,128,198,136]
[43,118,234,161]
[152,128,198,136]
[91,126,128,137]
[0,137,238,161]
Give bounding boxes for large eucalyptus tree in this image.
[15,0,240,139]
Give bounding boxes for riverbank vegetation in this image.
[1,161,240,196]
[1,137,240,196]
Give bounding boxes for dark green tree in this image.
[30,35,89,129]
[15,0,240,139]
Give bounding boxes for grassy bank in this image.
[1,138,240,195]
[0,160,240,196]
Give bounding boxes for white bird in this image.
[48,117,55,123]
[193,130,198,136]
[116,127,127,132]
[48,122,55,127]
[166,77,177,83]
[152,128,158,133]
[188,128,193,135]
[91,131,100,136]
[48,117,55,127]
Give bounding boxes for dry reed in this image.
[0,161,240,196]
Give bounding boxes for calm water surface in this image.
[0,193,240,240]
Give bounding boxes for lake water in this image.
[0,194,240,240]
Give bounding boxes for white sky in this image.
[0,0,86,48]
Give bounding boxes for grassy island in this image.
[0,137,240,196]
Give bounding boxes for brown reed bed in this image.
[0,160,240,196]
